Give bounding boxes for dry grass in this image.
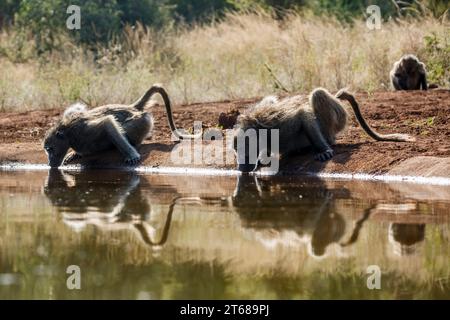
[0,12,448,111]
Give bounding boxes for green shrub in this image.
[14,0,171,54]
[15,0,66,54]
[118,0,171,28]
[0,0,21,27]
[424,32,450,87]
[72,0,122,45]
[169,0,237,23]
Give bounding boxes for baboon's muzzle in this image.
[48,154,64,168]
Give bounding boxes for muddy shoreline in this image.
[1,90,450,178]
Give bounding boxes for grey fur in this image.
[390,54,427,90]
[43,84,200,168]
[233,88,415,172]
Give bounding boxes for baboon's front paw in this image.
[314,149,334,162]
[125,154,141,166]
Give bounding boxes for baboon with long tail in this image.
[233,88,415,172]
[43,84,201,168]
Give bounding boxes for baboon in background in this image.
[43,84,201,168]
[390,54,428,91]
[233,88,415,172]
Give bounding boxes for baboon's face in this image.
[402,58,419,73]
[43,125,70,168]
[396,59,421,89]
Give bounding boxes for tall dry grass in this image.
[0,12,448,111]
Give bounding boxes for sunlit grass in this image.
[0,12,448,111]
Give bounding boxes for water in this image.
[0,169,449,299]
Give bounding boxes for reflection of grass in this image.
[0,13,448,111]
[0,191,449,299]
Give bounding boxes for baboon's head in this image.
[232,131,277,173]
[401,55,422,73]
[232,129,259,173]
[43,123,70,168]
[395,55,425,89]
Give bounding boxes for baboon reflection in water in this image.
[389,223,425,256]
[230,175,348,257]
[230,176,426,257]
[44,169,175,246]
[44,171,426,256]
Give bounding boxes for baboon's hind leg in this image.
[306,90,338,161]
[123,113,153,145]
[99,115,142,165]
[303,119,334,162]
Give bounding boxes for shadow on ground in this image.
[278,143,363,173]
[66,142,176,168]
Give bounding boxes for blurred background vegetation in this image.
[2,0,448,48]
[0,0,448,110]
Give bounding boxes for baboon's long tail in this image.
[335,90,415,142]
[131,84,202,139]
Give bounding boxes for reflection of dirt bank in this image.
[1,90,450,176]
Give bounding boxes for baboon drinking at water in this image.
[233,88,415,172]
[43,84,201,168]
[390,54,428,91]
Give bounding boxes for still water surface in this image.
[0,170,449,299]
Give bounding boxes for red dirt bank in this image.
[0,90,449,177]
